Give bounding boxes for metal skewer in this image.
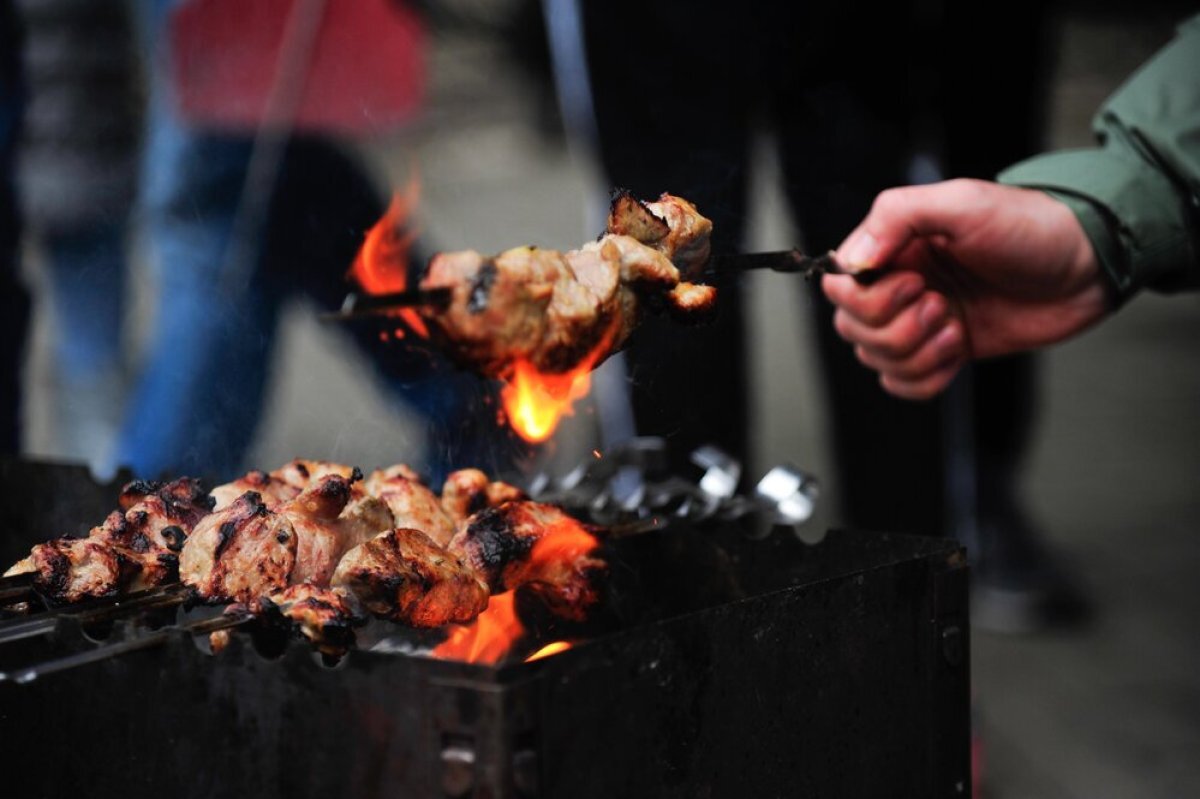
[0,611,253,685]
[0,583,191,645]
[704,250,888,285]
[319,286,452,322]
[0,572,35,604]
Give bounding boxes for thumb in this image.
[836,180,982,271]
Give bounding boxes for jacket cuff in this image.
[998,148,1199,301]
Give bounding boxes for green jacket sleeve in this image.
[997,14,1200,301]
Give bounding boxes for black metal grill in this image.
[0,454,970,798]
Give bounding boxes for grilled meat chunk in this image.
[95,477,213,588]
[332,528,489,627]
[279,474,361,585]
[605,191,713,276]
[447,501,605,620]
[415,192,714,380]
[4,477,212,602]
[211,469,295,511]
[261,584,365,656]
[641,193,713,275]
[605,190,671,248]
[183,472,390,602]
[5,538,139,604]
[213,460,392,556]
[213,459,364,512]
[363,465,456,546]
[273,459,361,491]
[440,469,526,526]
[180,491,297,604]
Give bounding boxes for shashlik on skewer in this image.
[411,192,717,380]
[6,461,604,656]
[3,478,213,603]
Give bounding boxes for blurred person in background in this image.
[0,0,29,455]
[14,0,142,467]
[111,0,515,482]
[822,13,1200,407]
[562,0,1081,630]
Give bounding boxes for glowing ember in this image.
[525,641,571,662]
[348,172,428,337]
[500,319,619,443]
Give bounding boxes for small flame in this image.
[348,172,429,337]
[525,641,572,662]
[501,318,619,443]
[501,360,593,443]
[432,591,523,664]
[431,516,600,664]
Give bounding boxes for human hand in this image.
[821,179,1110,399]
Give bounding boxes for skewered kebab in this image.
[411,192,718,380]
[5,461,605,659]
[179,473,373,604]
[3,478,213,603]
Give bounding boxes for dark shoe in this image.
[961,513,1093,635]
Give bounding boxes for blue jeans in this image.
[42,224,127,383]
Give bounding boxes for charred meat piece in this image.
[278,474,360,585]
[415,192,715,380]
[641,193,713,275]
[4,477,212,602]
[447,501,605,620]
[184,474,386,603]
[213,458,365,510]
[440,468,527,527]
[5,538,139,604]
[211,469,296,511]
[605,190,671,248]
[272,459,361,492]
[260,584,365,657]
[418,246,608,378]
[605,191,713,276]
[180,491,297,604]
[332,528,489,627]
[363,465,456,546]
[94,477,213,589]
[116,477,213,528]
[215,460,389,555]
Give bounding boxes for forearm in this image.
[997,14,1200,302]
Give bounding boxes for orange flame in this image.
[348,173,429,337]
[500,318,619,443]
[501,360,593,443]
[432,516,600,664]
[432,591,524,664]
